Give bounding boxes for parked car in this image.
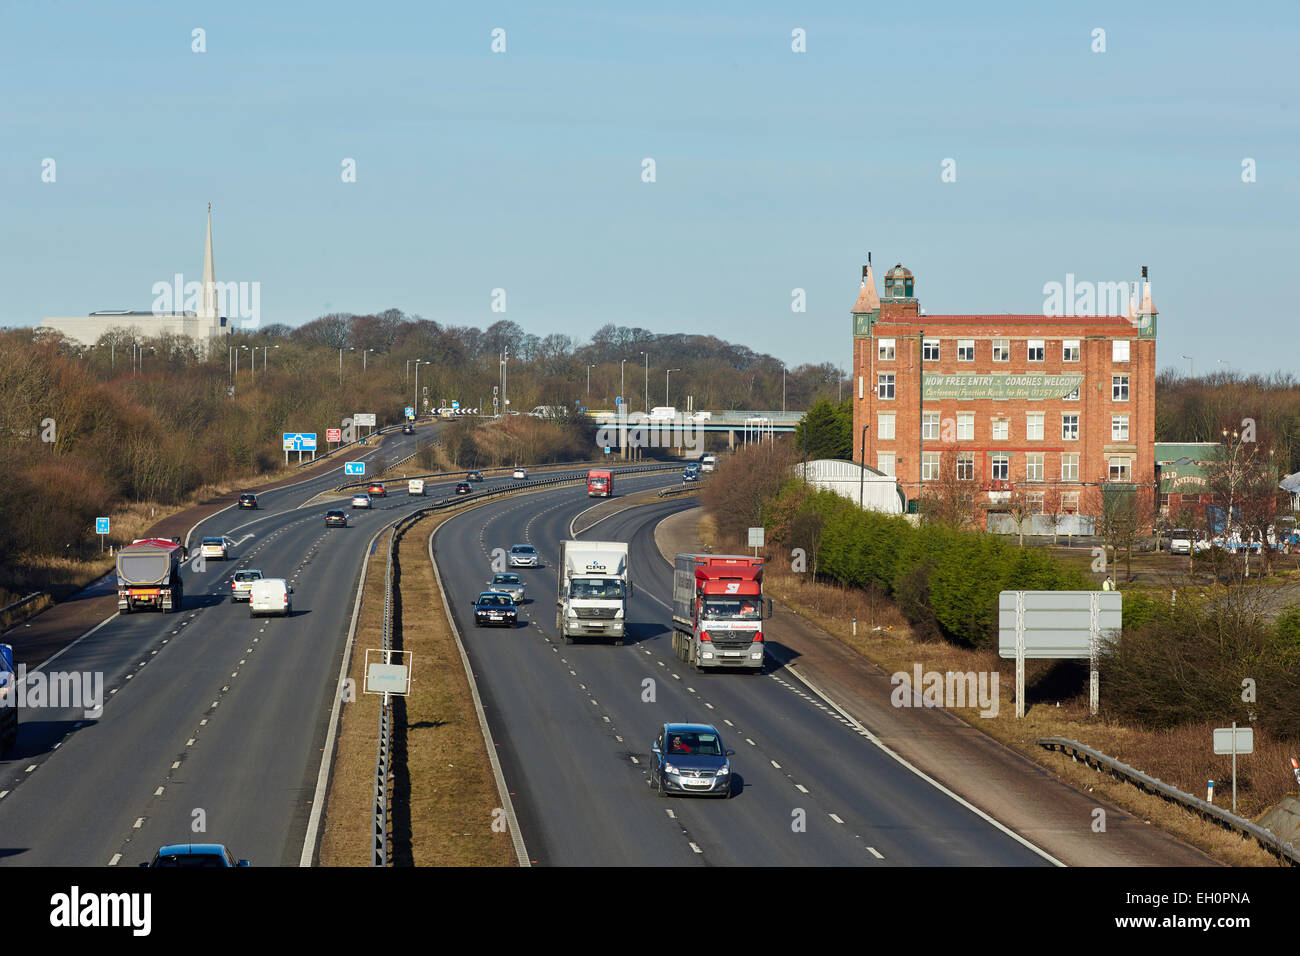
[508,544,539,568]
[455,481,472,495]
[487,572,525,604]
[200,537,229,560]
[351,493,372,509]
[367,482,387,498]
[249,578,292,618]
[144,844,250,867]
[1168,529,1193,555]
[325,510,348,528]
[512,467,528,480]
[229,569,264,602]
[649,723,735,799]
[473,592,518,628]
[467,470,484,482]
[238,493,258,509]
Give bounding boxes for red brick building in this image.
[850,257,1157,518]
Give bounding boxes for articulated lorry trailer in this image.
[671,554,771,671]
[116,538,185,613]
[556,540,630,645]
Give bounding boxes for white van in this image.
[700,455,717,473]
[249,578,292,618]
[408,478,425,496]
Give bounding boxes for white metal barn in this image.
[794,459,906,514]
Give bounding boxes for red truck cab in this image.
[671,554,768,671]
[587,470,612,497]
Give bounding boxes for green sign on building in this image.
[921,373,1084,401]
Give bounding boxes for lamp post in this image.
[641,351,649,412]
[587,364,596,396]
[1180,354,1193,378]
[666,368,680,407]
[782,364,787,413]
[414,359,428,415]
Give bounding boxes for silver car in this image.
[507,544,539,568]
[650,723,735,799]
[487,572,526,604]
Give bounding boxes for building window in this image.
[957,412,974,440]
[992,418,1009,441]
[877,453,895,477]
[877,412,895,440]
[957,340,975,362]
[1062,414,1079,441]
[1063,384,1080,401]
[1028,491,1045,513]
[992,339,1010,362]
[957,453,975,481]
[1113,340,1130,362]
[1113,375,1130,401]
[1061,453,1079,482]
[1108,457,1132,481]
[923,339,940,361]
[878,374,895,400]
[878,338,895,361]
[1027,339,1045,362]
[1063,339,1080,362]
[922,411,940,440]
[1111,415,1130,441]
[1025,453,1044,481]
[1026,412,1044,441]
[991,454,1009,481]
[858,376,864,400]
[1062,491,1080,513]
[922,452,941,481]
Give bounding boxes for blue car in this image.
[144,844,251,867]
[650,723,735,799]
[473,591,518,628]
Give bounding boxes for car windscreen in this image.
[202,538,223,545]
[234,572,261,582]
[493,575,520,584]
[478,595,511,607]
[702,597,761,620]
[511,546,535,554]
[666,733,722,756]
[153,854,228,867]
[570,578,624,599]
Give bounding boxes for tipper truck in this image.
[116,538,185,613]
[587,470,612,497]
[556,540,630,645]
[672,554,771,672]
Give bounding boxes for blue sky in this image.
[2,0,1296,374]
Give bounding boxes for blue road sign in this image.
[344,461,365,476]
[615,396,622,405]
[282,432,318,451]
[96,517,110,534]
[452,401,460,409]
[405,406,415,419]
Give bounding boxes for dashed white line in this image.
[154,787,165,796]
[770,760,781,769]
[829,813,844,824]
[745,738,756,746]
[108,853,121,867]
[795,784,809,793]
[689,842,703,854]
[868,846,884,859]
[629,756,639,765]
[133,817,144,829]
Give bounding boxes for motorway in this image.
[0,427,605,867]
[435,481,1058,866]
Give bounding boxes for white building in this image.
[40,205,227,347]
[795,459,907,514]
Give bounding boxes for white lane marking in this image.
[108,853,121,866]
[630,756,639,765]
[829,813,844,824]
[133,818,144,829]
[868,846,885,859]
[186,739,196,746]
[771,760,781,769]
[689,842,703,854]
[781,660,1066,867]
[172,761,181,769]
[154,787,164,796]
[723,719,734,727]
[0,791,8,799]
[665,809,676,819]
[745,738,756,746]
[795,784,809,793]
[24,765,35,773]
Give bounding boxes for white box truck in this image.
[556,540,630,645]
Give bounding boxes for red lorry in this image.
[116,538,185,613]
[587,469,612,497]
[671,554,770,672]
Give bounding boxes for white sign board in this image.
[998,591,1122,659]
[364,648,412,696]
[354,413,376,427]
[1214,726,1254,755]
[748,527,765,548]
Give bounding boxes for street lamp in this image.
[587,364,596,396]
[640,351,649,412]
[782,364,787,413]
[362,348,374,371]
[414,359,428,415]
[666,369,680,407]
[1180,354,1193,378]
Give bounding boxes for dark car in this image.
[682,468,699,482]
[325,510,348,528]
[402,423,415,434]
[650,723,735,799]
[466,470,484,482]
[143,843,251,867]
[473,592,518,628]
[455,481,472,495]
[238,493,258,509]
[367,482,387,498]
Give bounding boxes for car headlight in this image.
[663,762,678,775]
[715,766,730,776]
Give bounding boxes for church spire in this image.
[200,203,218,324]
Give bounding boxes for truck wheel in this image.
[614,639,624,647]
[562,634,574,645]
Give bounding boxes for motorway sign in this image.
[364,648,412,696]
[748,527,765,548]
[282,432,317,451]
[354,413,376,427]
[405,406,415,419]
[1214,726,1253,755]
[96,517,110,534]
[344,462,365,476]
[326,428,342,443]
[452,401,460,409]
